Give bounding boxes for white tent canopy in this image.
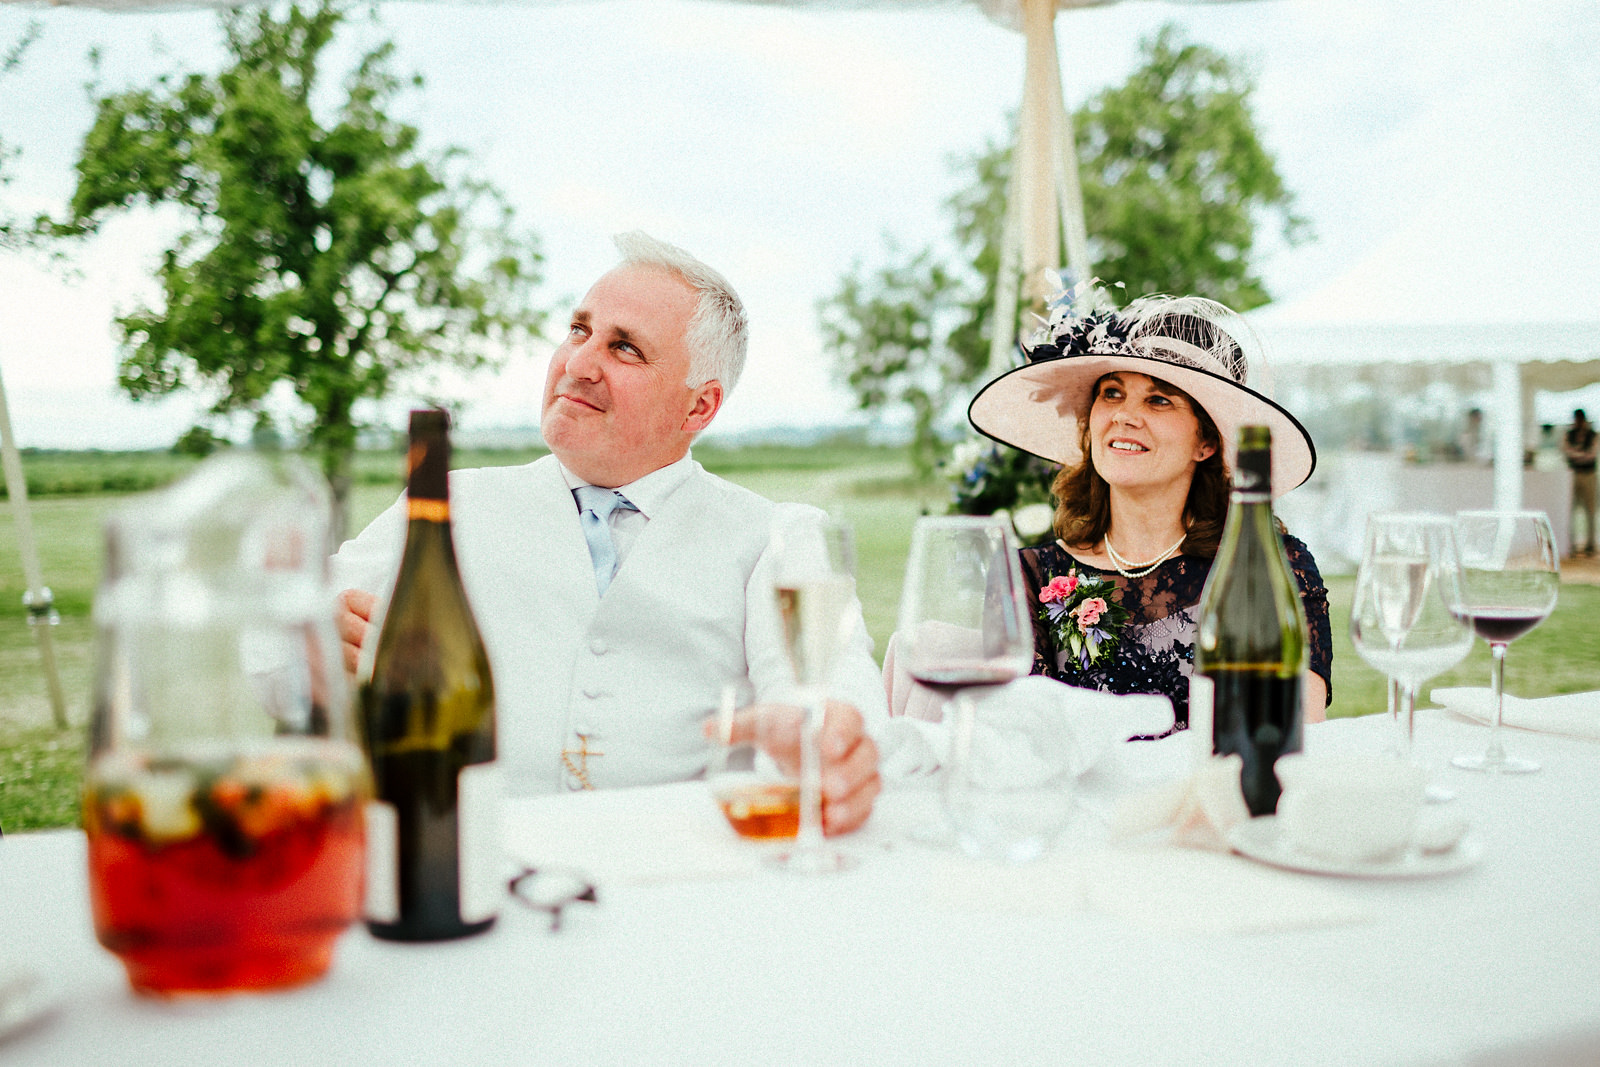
[1250,317,1600,512]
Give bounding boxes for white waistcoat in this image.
[331,455,885,795]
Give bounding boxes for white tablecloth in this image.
[3,710,1599,1067]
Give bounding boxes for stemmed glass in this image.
[896,516,1034,706]
[894,515,1034,843]
[1450,510,1560,774]
[1348,514,1474,797]
[768,511,858,873]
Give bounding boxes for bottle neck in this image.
[406,423,451,511]
[1233,439,1272,499]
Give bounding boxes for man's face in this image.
[540,265,723,487]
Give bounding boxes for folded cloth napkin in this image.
[1108,755,1250,853]
[877,676,1174,781]
[1429,687,1600,741]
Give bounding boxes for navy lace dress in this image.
[1020,537,1333,738]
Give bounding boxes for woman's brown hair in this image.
[1050,374,1230,559]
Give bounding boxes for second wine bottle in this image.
[1193,424,1307,816]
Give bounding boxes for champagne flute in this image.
[1348,514,1474,798]
[1450,510,1560,774]
[768,511,858,874]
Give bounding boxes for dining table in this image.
[2,707,1598,1067]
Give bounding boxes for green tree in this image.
[820,24,1304,485]
[53,3,544,539]
[817,246,971,478]
[0,19,42,251]
[1078,24,1305,307]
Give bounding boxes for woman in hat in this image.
[967,292,1331,736]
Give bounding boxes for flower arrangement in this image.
[942,438,1058,543]
[1038,568,1130,671]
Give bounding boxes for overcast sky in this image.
[1,0,1596,449]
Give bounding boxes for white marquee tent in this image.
[1241,0,1600,517]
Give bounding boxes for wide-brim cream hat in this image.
[967,292,1316,495]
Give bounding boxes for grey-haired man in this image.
[332,233,883,834]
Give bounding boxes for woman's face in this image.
[1086,372,1217,493]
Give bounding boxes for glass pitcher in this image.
[84,453,368,995]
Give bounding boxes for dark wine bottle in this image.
[361,410,499,941]
[1193,425,1307,816]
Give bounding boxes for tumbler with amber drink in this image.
[707,683,802,841]
[84,455,368,996]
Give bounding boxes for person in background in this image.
[966,292,1331,735]
[332,232,883,834]
[1563,409,1598,558]
[1458,408,1490,465]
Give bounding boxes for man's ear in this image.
[683,380,724,435]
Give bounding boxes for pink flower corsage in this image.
[1038,570,1130,671]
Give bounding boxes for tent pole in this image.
[1047,28,1091,283]
[0,359,70,729]
[1017,0,1061,313]
[987,160,1025,376]
[1492,360,1524,511]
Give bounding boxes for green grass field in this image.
[4,445,1597,831]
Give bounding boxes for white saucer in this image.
[0,966,55,1044]
[1228,817,1484,879]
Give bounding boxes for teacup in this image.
[1273,753,1426,864]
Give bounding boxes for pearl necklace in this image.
[1103,534,1187,579]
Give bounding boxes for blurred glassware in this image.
[1348,513,1474,800]
[85,453,367,996]
[943,691,1075,864]
[705,681,802,841]
[768,511,857,874]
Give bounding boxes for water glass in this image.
[943,692,1075,864]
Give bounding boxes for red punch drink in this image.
[85,739,367,995]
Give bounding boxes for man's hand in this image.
[337,589,376,675]
[722,700,882,837]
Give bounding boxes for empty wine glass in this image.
[1450,510,1560,774]
[1348,514,1474,798]
[767,511,858,873]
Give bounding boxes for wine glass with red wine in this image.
[1449,510,1560,774]
[896,516,1033,712]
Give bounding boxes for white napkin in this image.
[877,676,1175,781]
[500,782,764,885]
[1108,755,1251,852]
[1429,687,1600,741]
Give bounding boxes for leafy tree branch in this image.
[50,2,545,539]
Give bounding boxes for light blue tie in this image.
[574,485,637,595]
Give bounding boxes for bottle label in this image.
[363,800,400,923]
[457,761,503,923]
[1189,673,1216,766]
[407,498,450,522]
